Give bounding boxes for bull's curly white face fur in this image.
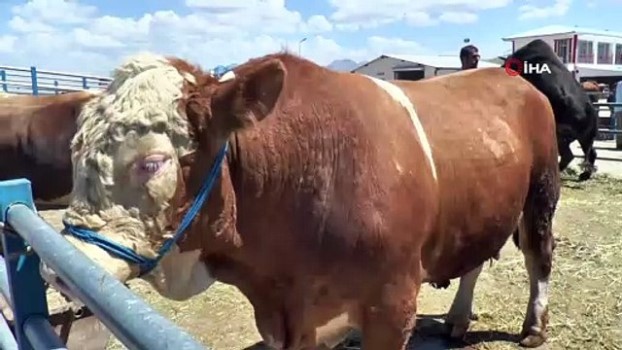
[42,51,286,301]
[55,52,216,300]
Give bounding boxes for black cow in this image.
[502,39,598,181]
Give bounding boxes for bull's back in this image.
[394,68,557,279]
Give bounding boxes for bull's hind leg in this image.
[517,170,560,348]
[444,264,483,339]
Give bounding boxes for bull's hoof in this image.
[444,312,478,340]
[519,331,547,348]
[443,320,470,340]
[449,323,469,340]
[578,171,592,182]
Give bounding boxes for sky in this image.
[0,0,621,76]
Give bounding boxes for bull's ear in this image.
[212,59,285,131]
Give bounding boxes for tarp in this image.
[211,64,237,78]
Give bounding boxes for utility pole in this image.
[298,37,307,56]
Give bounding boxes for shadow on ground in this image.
[34,203,67,211]
[242,314,520,350]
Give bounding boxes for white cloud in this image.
[335,23,362,32]
[327,0,512,28]
[0,35,17,53]
[184,0,249,10]
[0,0,509,77]
[438,12,479,24]
[404,12,438,27]
[12,0,97,25]
[73,28,126,49]
[367,36,432,56]
[295,35,432,64]
[305,15,334,33]
[8,16,56,33]
[518,0,572,20]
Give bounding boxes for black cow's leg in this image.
[557,140,574,172]
[578,137,597,181]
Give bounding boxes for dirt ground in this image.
[37,170,622,350]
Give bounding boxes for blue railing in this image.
[0,65,111,95]
[0,61,240,96]
[0,179,207,350]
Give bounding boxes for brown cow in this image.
[581,80,601,104]
[42,52,560,350]
[0,91,97,204]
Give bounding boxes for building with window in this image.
[351,54,498,81]
[502,25,622,85]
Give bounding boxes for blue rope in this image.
[63,142,229,276]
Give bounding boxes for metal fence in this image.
[0,179,207,350]
[594,102,622,141]
[0,65,111,95]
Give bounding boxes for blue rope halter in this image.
[63,142,229,276]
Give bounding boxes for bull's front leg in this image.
[361,273,420,350]
[556,129,575,173]
[444,264,484,339]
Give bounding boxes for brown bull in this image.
[0,91,96,203]
[42,52,560,350]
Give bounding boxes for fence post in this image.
[82,77,88,90]
[0,70,7,92]
[30,67,38,96]
[0,179,50,350]
[615,111,622,149]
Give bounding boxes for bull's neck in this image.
[225,132,240,174]
[192,133,243,256]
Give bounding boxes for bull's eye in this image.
[142,160,165,173]
[132,154,172,184]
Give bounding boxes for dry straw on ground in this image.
[39,170,622,350]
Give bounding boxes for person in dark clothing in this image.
[460,45,480,70]
[608,82,617,103]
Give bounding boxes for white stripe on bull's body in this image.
[364,76,438,181]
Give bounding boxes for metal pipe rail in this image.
[593,102,622,108]
[598,129,622,135]
[0,65,111,95]
[593,102,622,142]
[0,178,207,350]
